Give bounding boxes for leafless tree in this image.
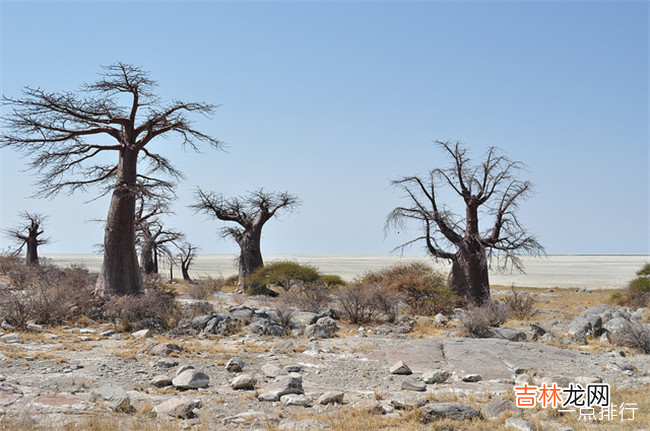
[1,63,220,295]
[176,241,199,282]
[192,189,300,290]
[4,212,49,266]
[387,141,544,305]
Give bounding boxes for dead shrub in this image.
[335,284,378,324]
[182,300,214,317]
[503,287,537,320]
[104,280,180,333]
[460,299,510,337]
[186,277,223,300]
[360,262,459,316]
[279,283,331,312]
[367,283,403,323]
[0,263,100,327]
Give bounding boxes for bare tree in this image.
[387,141,543,305]
[192,189,300,290]
[1,63,220,295]
[4,212,49,266]
[176,241,199,282]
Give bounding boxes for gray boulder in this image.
[172,369,210,389]
[602,317,633,343]
[505,417,536,431]
[486,327,527,342]
[389,360,412,375]
[226,357,244,372]
[152,397,198,418]
[317,391,344,405]
[401,376,426,392]
[420,402,480,421]
[422,369,451,384]
[151,375,173,387]
[258,373,304,401]
[481,399,519,419]
[304,316,338,338]
[231,373,257,390]
[281,394,313,407]
[90,384,131,412]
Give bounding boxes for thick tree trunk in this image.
[95,148,142,296]
[25,237,39,266]
[237,227,264,289]
[181,261,192,282]
[139,235,156,275]
[449,241,490,305]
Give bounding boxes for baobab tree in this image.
[5,212,49,266]
[176,241,199,282]
[387,141,543,305]
[192,189,300,290]
[0,63,220,295]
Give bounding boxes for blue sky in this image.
[1,1,648,255]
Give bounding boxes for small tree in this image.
[4,212,49,266]
[176,241,199,282]
[192,189,300,290]
[387,141,543,305]
[1,63,220,296]
[246,261,321,292]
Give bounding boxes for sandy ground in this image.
[42,253,649,289]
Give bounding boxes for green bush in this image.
[613,263,650,309]
[246,261,321,292]
[360,262,458,316]
[321,274,346,288]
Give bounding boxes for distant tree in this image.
[246,261,321,292]
[387,141,544,305]
[192,189,300,290]
[176,241,199,282]
[0,63,220,295]
[4,212,49,266]
[134,192,182,275]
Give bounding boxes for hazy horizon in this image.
[40,253,649,290]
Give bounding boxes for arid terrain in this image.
[0,281,648,431]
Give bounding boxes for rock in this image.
[281,394,313,407]
[389,360,412,375]
[1,334,20,344]
[90,384,131,412]
[26,322,44,332]
[229,305,256,321]
[261,364,287,378]
[304,316,338,338]
[422,369,451,384]
[505,417,536,431]
[0,321,16,331]
[401,375,426,392]
[390,394,428,409]
[278,419,331,430]
[231,373,257,390]
[421,402,481,421]
[152,397,198,418]
[603,317,633,343]
[131,329,150,339]
[175,365,194,376]
[481,399,519,419]
[353,399,385,415]
[317,391,344,405]
[146,343,183,357]
[100,329,115,337]
[151,375,173,387]
[226,357,244,372]
[258,373,304,401]
[284,364,302,373]
[202,313,241,336]
[157,358,178,368]
[271,339,297,354]
[462,374,482,382]
[434,313,449,326]
[172,369,210,389]
[486,327,527,342]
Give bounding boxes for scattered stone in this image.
[487,327,527,342]
[258,373,304,401]
[157,358,178,368]
[281,394,313,407]
[389,360,412,375]
[278,419,331,430]
[231,373,257,390]
[131,329,150,339]
[317,391,344,405]
[146,343,183,357]
[422,369,451,384]
[1,334,20,344]
[175,364,194,376]
[433,313,449,326]
[481,399,519,419]
[505,417,536,431]
[304,316,338,338]
[152,397,198,418]
[401,375,426,392]
[261,364,287,378]
[226,357,244,372]
[0,321,16,331]
[353,399,385,415]
[461,374,482,382]
[151,375,173,387]
[390,394,428,409]
[271,339,297,354]
[26,323,44,332]
[100,329,115,337]
[172,369,210,389]
[90,384,131,412]
[420,402,480,421]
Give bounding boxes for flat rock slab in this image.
[367,337,586,381]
